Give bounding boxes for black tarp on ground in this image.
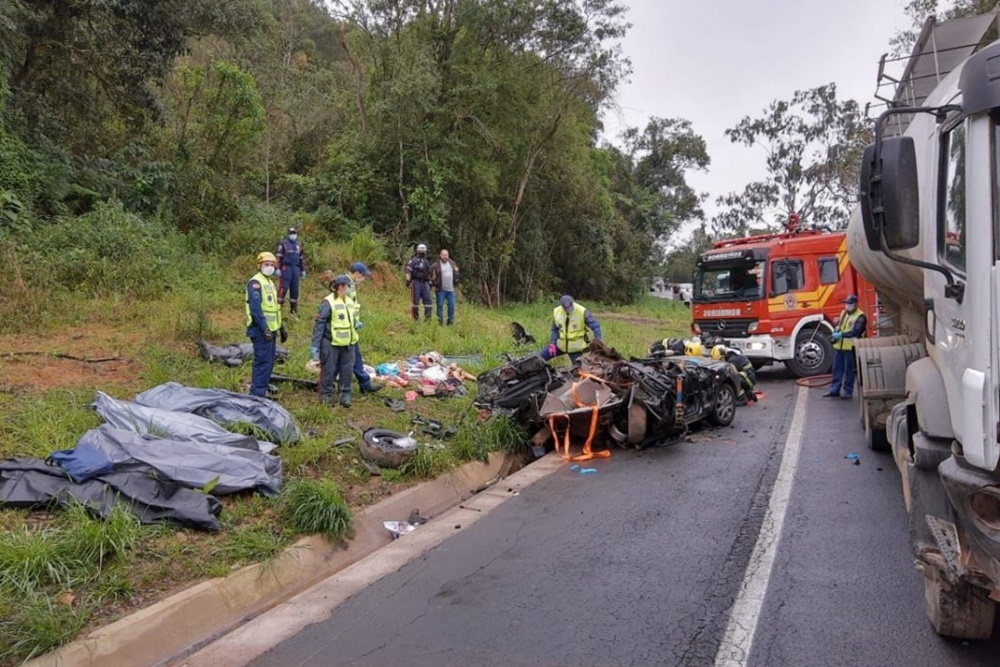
[92,391,277,453]
[56,425,283,496]
[132,382,301,445]
[0,457,222,531]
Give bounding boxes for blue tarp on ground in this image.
[132,382,301,444]
[50,425,282,496]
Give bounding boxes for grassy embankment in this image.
[0,240,691,663]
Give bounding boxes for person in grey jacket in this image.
[429,249,460,325]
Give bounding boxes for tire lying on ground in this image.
[361,429,419,468]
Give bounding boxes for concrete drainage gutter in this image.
[25,451,540,667]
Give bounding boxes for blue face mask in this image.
[289,234,298,241]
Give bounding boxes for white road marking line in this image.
[713,385,808,667]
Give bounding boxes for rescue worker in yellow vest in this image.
[824,294,867,399]
[246,252,287,397]
[309,274,358,407]
[539,295,603,364]
[712,345,758,404]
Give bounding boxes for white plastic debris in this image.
[383,520,418,539]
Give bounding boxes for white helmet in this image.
[416,243,427,253]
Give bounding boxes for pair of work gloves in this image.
[264,326,288,343]
[831,332,844,342]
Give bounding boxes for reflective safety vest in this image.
[245,272,281,332]
[346,276,361,313]
[553,303,588,353]
[324,294,359,347]
[834,309,865,351]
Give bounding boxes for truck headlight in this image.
[748,321,759,333]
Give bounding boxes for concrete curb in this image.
[25,452,528,667]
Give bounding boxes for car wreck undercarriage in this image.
[476,342,741,459]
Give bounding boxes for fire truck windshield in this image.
[694,261,765,302]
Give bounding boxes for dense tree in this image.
[712,83,870,236]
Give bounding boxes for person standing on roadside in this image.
[824,294,867,399]
[310,275,357,408]
[246,252,287,397]
[276,227,306,315]
[346,261,380,393]
[405,243,432,321]
[430,249,460,325]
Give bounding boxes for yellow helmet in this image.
[685,341,703,357]
[711,344,727,360]
[256,251,277,265]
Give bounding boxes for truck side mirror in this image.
[859,136,920,252]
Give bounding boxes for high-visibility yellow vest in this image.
[553,303,588,353]
[245,272,281,332]
[324,294,359,347]
[834,309,865,351]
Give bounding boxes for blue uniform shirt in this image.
[276,238,305,273]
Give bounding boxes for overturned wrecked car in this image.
[475,342,741,456]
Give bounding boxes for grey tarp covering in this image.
[198,340,288,367]
[76,425,282,496]
[0,457,222,531]
[92,391,277,453]
[133,382,301,444]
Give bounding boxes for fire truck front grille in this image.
[695,318,757,338]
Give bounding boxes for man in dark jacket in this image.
[405,243,432,321]
[429,249,460,325]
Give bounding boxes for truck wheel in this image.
[862,399,890,451]
[785,329,833,377]
[708,383,736,427]
[924,574,996,640]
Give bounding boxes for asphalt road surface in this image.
[246,367,1000,667]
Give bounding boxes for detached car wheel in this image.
[708,383,736,427]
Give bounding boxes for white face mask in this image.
[846,304,856,312]
[289,234,298,241]
[261,265,276,277]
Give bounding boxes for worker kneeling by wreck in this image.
[475,341,741,458]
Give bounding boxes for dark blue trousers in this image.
[352,343,372,389]
[828,349,856,397]
[248,327,276,397]
[539,346,581,364]
[278,268,301,310]
[319,341,355,405]
[410,280,432,320]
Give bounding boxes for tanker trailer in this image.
[849,25,1000,639]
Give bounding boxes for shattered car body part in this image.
[383,520,417,539]
[198,340,288,367]
[361,429,419,469]
[476,343,741,455]
[92,391,277,453]
[133,382,302,444]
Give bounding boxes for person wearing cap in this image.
[310,274,358,407]
[347,262,380,393]
[246,252,287,397]
[540,295,603,363]
[825,294,867,399]
[276,227,306,314]
[405,243,432,321]
[429,249,460,325]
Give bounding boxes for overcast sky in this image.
[602,0,909,236]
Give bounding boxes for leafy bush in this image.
[20,200,188,297]
[279,479,353,541]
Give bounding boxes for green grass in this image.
[279,479,353,541]
[0,256,693,663]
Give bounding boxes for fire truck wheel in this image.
[785,328,833,377]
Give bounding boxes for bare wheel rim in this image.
[796,339,827,372]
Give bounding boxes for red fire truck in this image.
[691,220,877,377]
